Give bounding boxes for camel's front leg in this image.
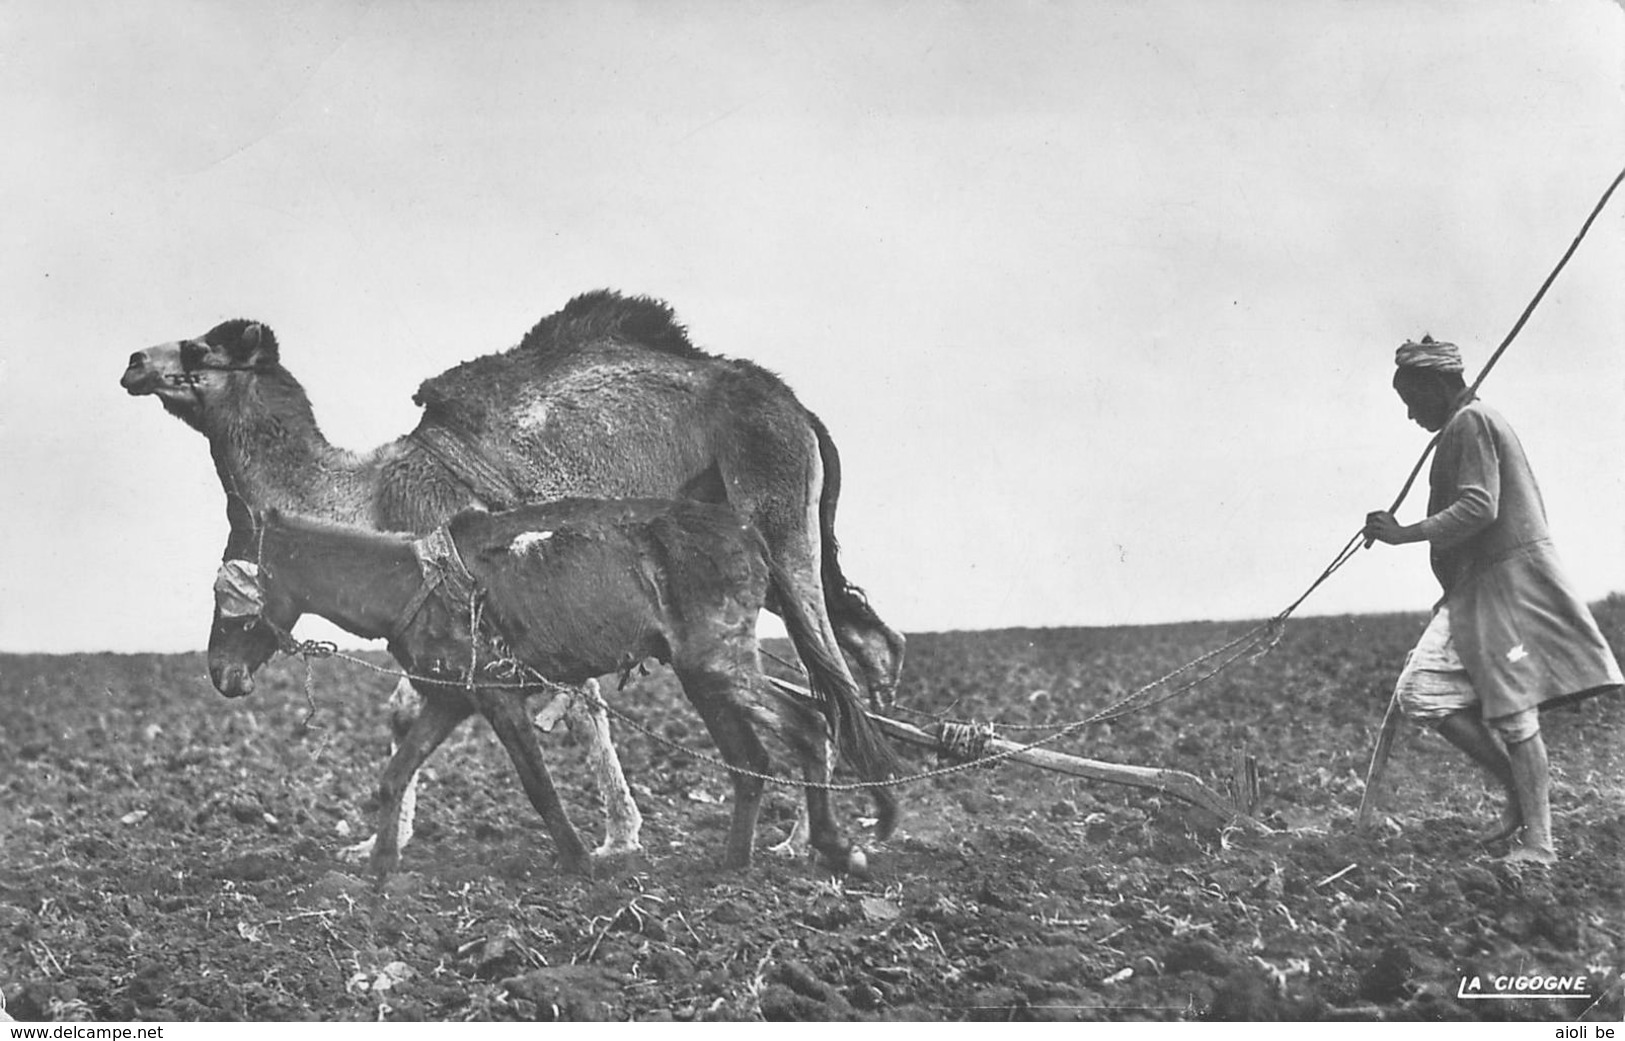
[564,679,643,856]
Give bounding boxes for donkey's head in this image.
[122,320,281,431]
[208,508,298,698]
[208,507,460,698]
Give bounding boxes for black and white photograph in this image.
[2,0,1622,1026]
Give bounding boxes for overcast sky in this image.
[3,0,1622,654]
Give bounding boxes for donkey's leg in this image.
[764,732,819,860]
[774,701,868,875]
[764,745,897,855]
[367,690,473,878]
[562,678,643,857]
[477,690,593,876]
[798,734,871,875]
[756,555,849,855]
[802,788,865,875]
[673,661,772,870]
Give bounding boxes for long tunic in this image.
[1417,398,1622,717]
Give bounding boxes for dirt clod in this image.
[1358,945,1416,1002]
[501,966,625,1021]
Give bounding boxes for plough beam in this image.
[764,677,1268,833]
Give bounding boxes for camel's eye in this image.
[181,341,208,370]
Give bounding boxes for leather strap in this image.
[391,525,480,638]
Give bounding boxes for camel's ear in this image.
[237,322,279,367]
[204,319,280,368]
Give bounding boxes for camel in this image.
[122,289,905,859]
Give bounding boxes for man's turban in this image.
[1395,335,1464,373]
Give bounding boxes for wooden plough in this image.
[766,677,1271,834]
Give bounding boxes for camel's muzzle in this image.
[122,352,161,394]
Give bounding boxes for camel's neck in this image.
[206,371,397,526]
[261,521,422,642]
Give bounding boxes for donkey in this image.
[212,499,905,877]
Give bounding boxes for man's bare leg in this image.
[1433,709,1521,843]
[1503,732,1555,864]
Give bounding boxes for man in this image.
[1363,335,1622,864]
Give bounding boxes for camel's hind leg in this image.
[476,688,593,876]
[367,688,473,878]
[760,551,899,849]
[721,421,897,848]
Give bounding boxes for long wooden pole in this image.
[865,711,1272,833]
[765,676,1268,831]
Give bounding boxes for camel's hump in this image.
[413,290,703,419]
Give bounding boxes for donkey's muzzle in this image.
[211,661,256,698]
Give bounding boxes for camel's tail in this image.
[808,412,899,656]
[768,556,907,794]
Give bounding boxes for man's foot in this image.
[1477,803,1522,844]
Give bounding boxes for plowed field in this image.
[2,604,1621,1022]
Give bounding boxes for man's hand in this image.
[1363,510,1422,546]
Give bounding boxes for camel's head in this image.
[122,319,281,429]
